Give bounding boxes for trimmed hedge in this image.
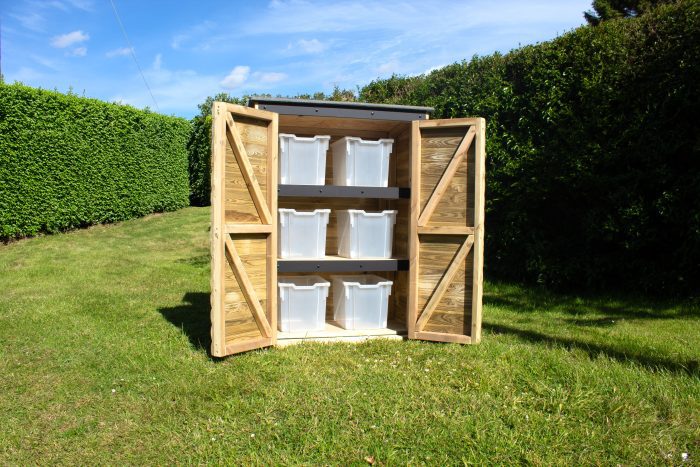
[187,94,245,206]
[0,83,191,239]
[360,1,700,295]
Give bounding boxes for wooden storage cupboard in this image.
[210,98,485,357]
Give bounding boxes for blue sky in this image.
[2,0,590,118]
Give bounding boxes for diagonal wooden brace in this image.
[225,114,273,225]
[418,126,476,227]
[416,235,474,331]
[224,235,272,338]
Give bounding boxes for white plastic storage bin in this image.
[278,276,330,332]
[279,133,331,185]
[331,137,394,187]
[332,275,393,330]
[337,210,397,259]
[278,209,331,258]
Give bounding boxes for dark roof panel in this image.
[247,96,433,114]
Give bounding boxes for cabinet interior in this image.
[277,115,413,338]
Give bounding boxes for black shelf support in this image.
[278,259,409,273]
[278,184,410,199]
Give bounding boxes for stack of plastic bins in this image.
[331,137,394,187]
[337,209,397,259]
[278,276,330,332]
[278,208,331,258]
[331,275,393,329]
[279,134,331,185]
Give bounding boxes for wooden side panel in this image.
[409,118,485,345]
[211,103,277,357]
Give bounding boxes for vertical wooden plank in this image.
[267,113,278,343]
[471,118,486,343]
[407,120,421,339]
[210,103,227,357]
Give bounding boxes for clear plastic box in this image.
[279,133,331,185]
[278,276,330,332]
[331,275,393,329]
[337,210,397,259]
[331,137,394,187]
[278,209,331,258]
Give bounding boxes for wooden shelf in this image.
[277,255,409,273]
[277,320,407,346]
[279,184,410,199]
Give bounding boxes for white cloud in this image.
[8,67,44,83]
[287,38,327,54]
[106,47,133,58]
[220,66,250,89]
[67,47,87,57]
[10,12,46,32]
[171,21,216,50]
[423,64,446,75]
[42,1,68,10]
[377,60,399,75]
[153,54,163,71]
[30,55,60,70]
[254,72,287,83]
[51,30,89,48]
[64,0,93,11]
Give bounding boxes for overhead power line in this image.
[108,0,160,112]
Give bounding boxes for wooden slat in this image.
[267,114,279,343]
[225,114,273,225]
[210,102,227,357]
[416,235,474,331]
[224,235,272,338]
[471,118,486,343]
[224,223,273,234]
[417,127,475,227]
[413,331,471,344]
[224,337,273,356]
[417,118,481,128]
[224,103,274,120]
[417,225,474,235]
[407,120,421,338]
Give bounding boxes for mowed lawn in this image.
[1,207,698,464]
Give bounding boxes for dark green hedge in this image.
[0,83,191,239]
[360,0,700,295]
[187,94,245,206]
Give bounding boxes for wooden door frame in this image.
[210,102,278,357]
[407,118,486,344]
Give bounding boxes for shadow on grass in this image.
[484,289,699,324]
[483,322,699,377]
[158,292,213,357]
[482,283,700,376]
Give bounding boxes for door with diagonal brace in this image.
[408,118,486,344]
[210,103,278,357]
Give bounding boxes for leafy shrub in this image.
[0,83,191,239]
[187,93,245,206]
[361,1,700,295]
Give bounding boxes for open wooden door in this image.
[408,118,485,344]
[210,102,278,357]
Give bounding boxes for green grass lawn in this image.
[1,207,698,464]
